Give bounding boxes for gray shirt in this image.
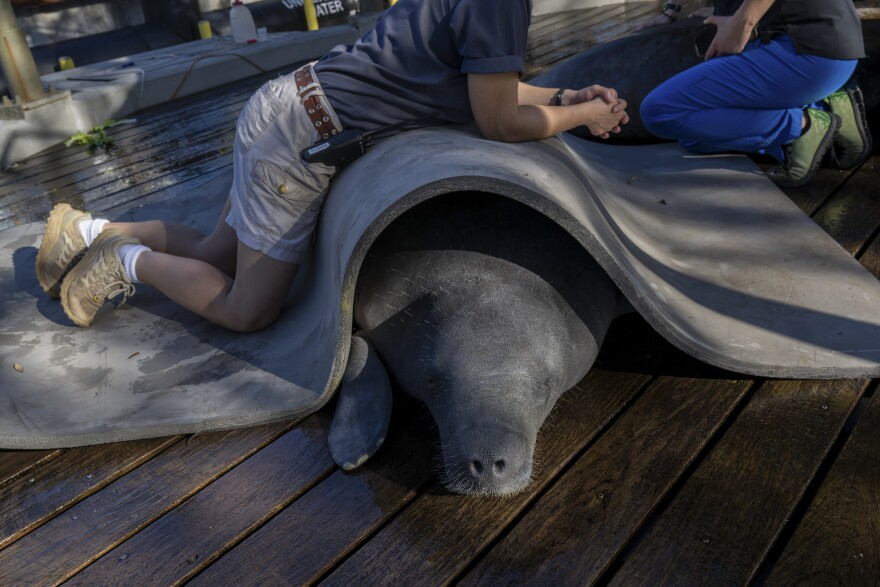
[314,0,532,131]
[713,0,864,60]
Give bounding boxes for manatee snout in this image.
[437,422,536,496]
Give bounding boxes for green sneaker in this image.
[35,203,91,299]
[60,229,137,327]
[824,84,873,169]
[766,108,840,188]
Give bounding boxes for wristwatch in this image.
[553,88,566,106]
[662,2,682,19]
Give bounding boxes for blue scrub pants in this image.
[640,34,858,160]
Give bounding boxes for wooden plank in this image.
[527,3,660,71]
[0,100,243,203]
[0,421,296,586]
[0,449,61,487]
[63,415,335,586]
[186,397,437,587]
[528,5,632,61]
[0,69,268,177]
[765,393,880,586]
[0,90,242,189]
[809,155,880,256]
[0,80,246,182]
[609,378,867,586]
[857,227,880,279]
[0,148,233,230]
[458,377,753,587]
[197,368,650,586]
[0,438,178,549]
[0,130,234,221]
[529,9,598,37]
[777,166,857,217]
[325,374,733,587]
[527,5,626,58]
[0,123,234,215]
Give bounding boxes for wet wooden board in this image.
[1,2,879,585]
[810,155,880,256]
[323,370,652,587]
[609,379,867,585]
[0,423,294,585]
[188,398,440,586]
[65,416,334,586]
[764,393,880,586]
[0,449,60,487]
[0,438,178,549]
[459,377,753,586]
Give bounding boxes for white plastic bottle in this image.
[230,0,257,44]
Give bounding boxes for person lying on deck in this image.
[34,0,629,332]
[636,0,871,187]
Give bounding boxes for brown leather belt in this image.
[294,63,342,140]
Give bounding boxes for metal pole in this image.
[0,0,45,102]
[303,0,319,31]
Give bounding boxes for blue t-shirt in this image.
[313,0,532,131]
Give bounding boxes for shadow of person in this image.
[11,246,76,327]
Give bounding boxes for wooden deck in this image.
[2,3,879,585]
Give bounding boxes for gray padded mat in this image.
[3,127,880,448]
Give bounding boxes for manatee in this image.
[328,192,621,496]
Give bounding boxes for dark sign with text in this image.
[281,0,360,27]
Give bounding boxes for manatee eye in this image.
[537,379,553,408]
[426,374,443,396]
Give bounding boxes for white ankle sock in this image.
[118,244,150,283]
[78,218,109,246]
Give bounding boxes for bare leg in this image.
[105,199,237,276]
[135,239,298,332]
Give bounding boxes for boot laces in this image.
[96,280,136,306]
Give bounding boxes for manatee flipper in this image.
[328,332,392,471]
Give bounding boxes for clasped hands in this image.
[568,85,630,139]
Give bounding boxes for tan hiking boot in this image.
[35,203,92,299]
[60,229,138,327]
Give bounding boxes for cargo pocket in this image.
[252,160,325,246]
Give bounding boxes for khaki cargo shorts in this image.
[226,69,340,264]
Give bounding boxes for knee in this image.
[222,305,281,333]
[640,91,683,139]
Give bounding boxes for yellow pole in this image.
[197,20,213,39]
[303,0,319,31]
[0,0,45,102]
[388,0,397,5]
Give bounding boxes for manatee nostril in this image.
[470,460,484,475]
[493,459,506,474]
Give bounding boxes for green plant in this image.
[64,119,130,153]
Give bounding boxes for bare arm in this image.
[704,0,774,59]
[468,73,628,142]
